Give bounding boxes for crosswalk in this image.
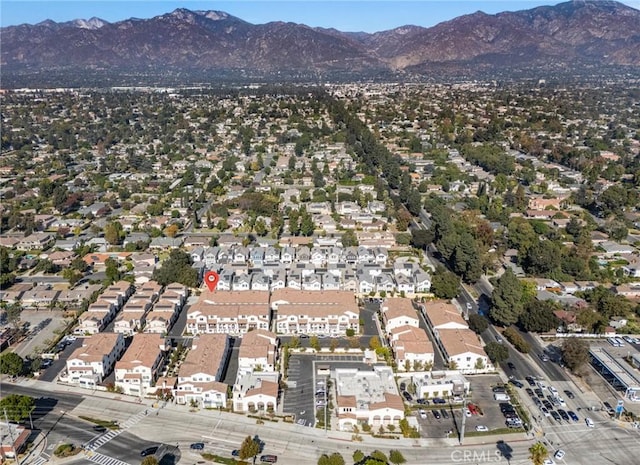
[30,457,48,465]
[85,429,121,451]
[86,451,131,465]
[85,408,153,452]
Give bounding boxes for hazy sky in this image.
[2,0,639,32]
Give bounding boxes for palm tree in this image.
[528,442,548,465]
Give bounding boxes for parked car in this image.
[550,411,561,422]
[232,450,240,457]
[464,409,472,417]
[433,410,441,420]
[419,410,427,419]
[416,399,429,405]
[543,460,556,465]
[492,386,506,393]
[190,443,205,450]
[440,409,449,419]
[399,382,406,391]
[260,455,278,463]
[558,409,569,421]
[526,388,535,397]
[432,397,446,404]
[475,425,489,432]
[525,376,536,387]
[540,407,551,417]
[140,447,158,457]
[554,450,565,460]
[402,391,413,402]
[509,379,524,388]
[585,417,595,428]
[563,390,575,399]
[568,411,579,422]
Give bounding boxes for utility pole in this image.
[3,408,22,465]
[324,375,328,434]
[459,395,466,445]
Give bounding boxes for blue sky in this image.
[2,1,639,31]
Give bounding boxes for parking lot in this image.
[282,353,375,428]
[11,309,70,359]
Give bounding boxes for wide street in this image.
[4,379,639,465]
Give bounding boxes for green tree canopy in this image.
[490,269,524,326]
[518,300,560,333]
[238,435,261,461]
[0,352,24,376]
[528,442,548,465]
[561,338,590,373]
[152,249,198,287]
[389,449,407,465]
[430,265,460,299]
[0,394,34,422]
[484,341,509,364]
[468,314,489,334]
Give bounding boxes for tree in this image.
[238,435,261,461]
[341,229,359,247]
[389,450,407,465]
[0,352,24,376]
[318,453,345,465]
[353,450,365,463]
[430,265,460,299]
[484,341,509,364]
[310,335,321,351]
[105,257,121,283]
[528,442,548,465]
[164,224,179,238]
[523,241,562,276]
[152,249,198,287]
[518,301,560,333]
[503,327,530,353]
[104,221,123,245]
[410,229,434,250]
[561,338,590,373]
[0,394,34,422]
[6,303,23,330]
[370,451,388,462]
[468,314,489,334]
[490,269,523,326]
[141,457,159,465]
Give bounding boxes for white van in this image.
[494,393,511,401]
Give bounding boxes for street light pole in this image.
[460,395,466,445]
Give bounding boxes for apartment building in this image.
[388,325,434,371]
[114,334,166,396]
[381,298,419,333]
[65,333,125,388]
[238,329,279,375]
[271,289,359,336]
[186,291,271,335]
[174,334,231,407]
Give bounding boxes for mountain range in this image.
[1,0,639,83]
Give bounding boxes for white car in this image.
[557,396,566,406]
[419,410,427,419]
[475,425,489,432]
[543,460,556,465]
[465,409,472,417]
[554,450,565,460]
[585,417,595,428]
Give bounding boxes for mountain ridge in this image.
[1,0,639,82]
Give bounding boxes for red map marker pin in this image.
[204,271,219,292]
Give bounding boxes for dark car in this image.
[535,389,545,399]
[416,399,429,405]
[402,391,413,402]
[509,379,524,388]
[190,443,205,450]
[526,388,535,397]
[432,397,446,404]
[499,403,514,413]
[400,382,406,391]
[550,411,562,422]
[492,386,506,393]
[525,376,536,387]
[141,446,158,457]
[260,455,278,463]
[232,450,240,457]
[564,390,575,399]
[543,400,553,410]
[433,410,441,420]
[603,402,615,415]
[568,411,579,422]
[92,425,107,433]
[558,409,570,421]
[507,362,516,371]
[440,409,449,419]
